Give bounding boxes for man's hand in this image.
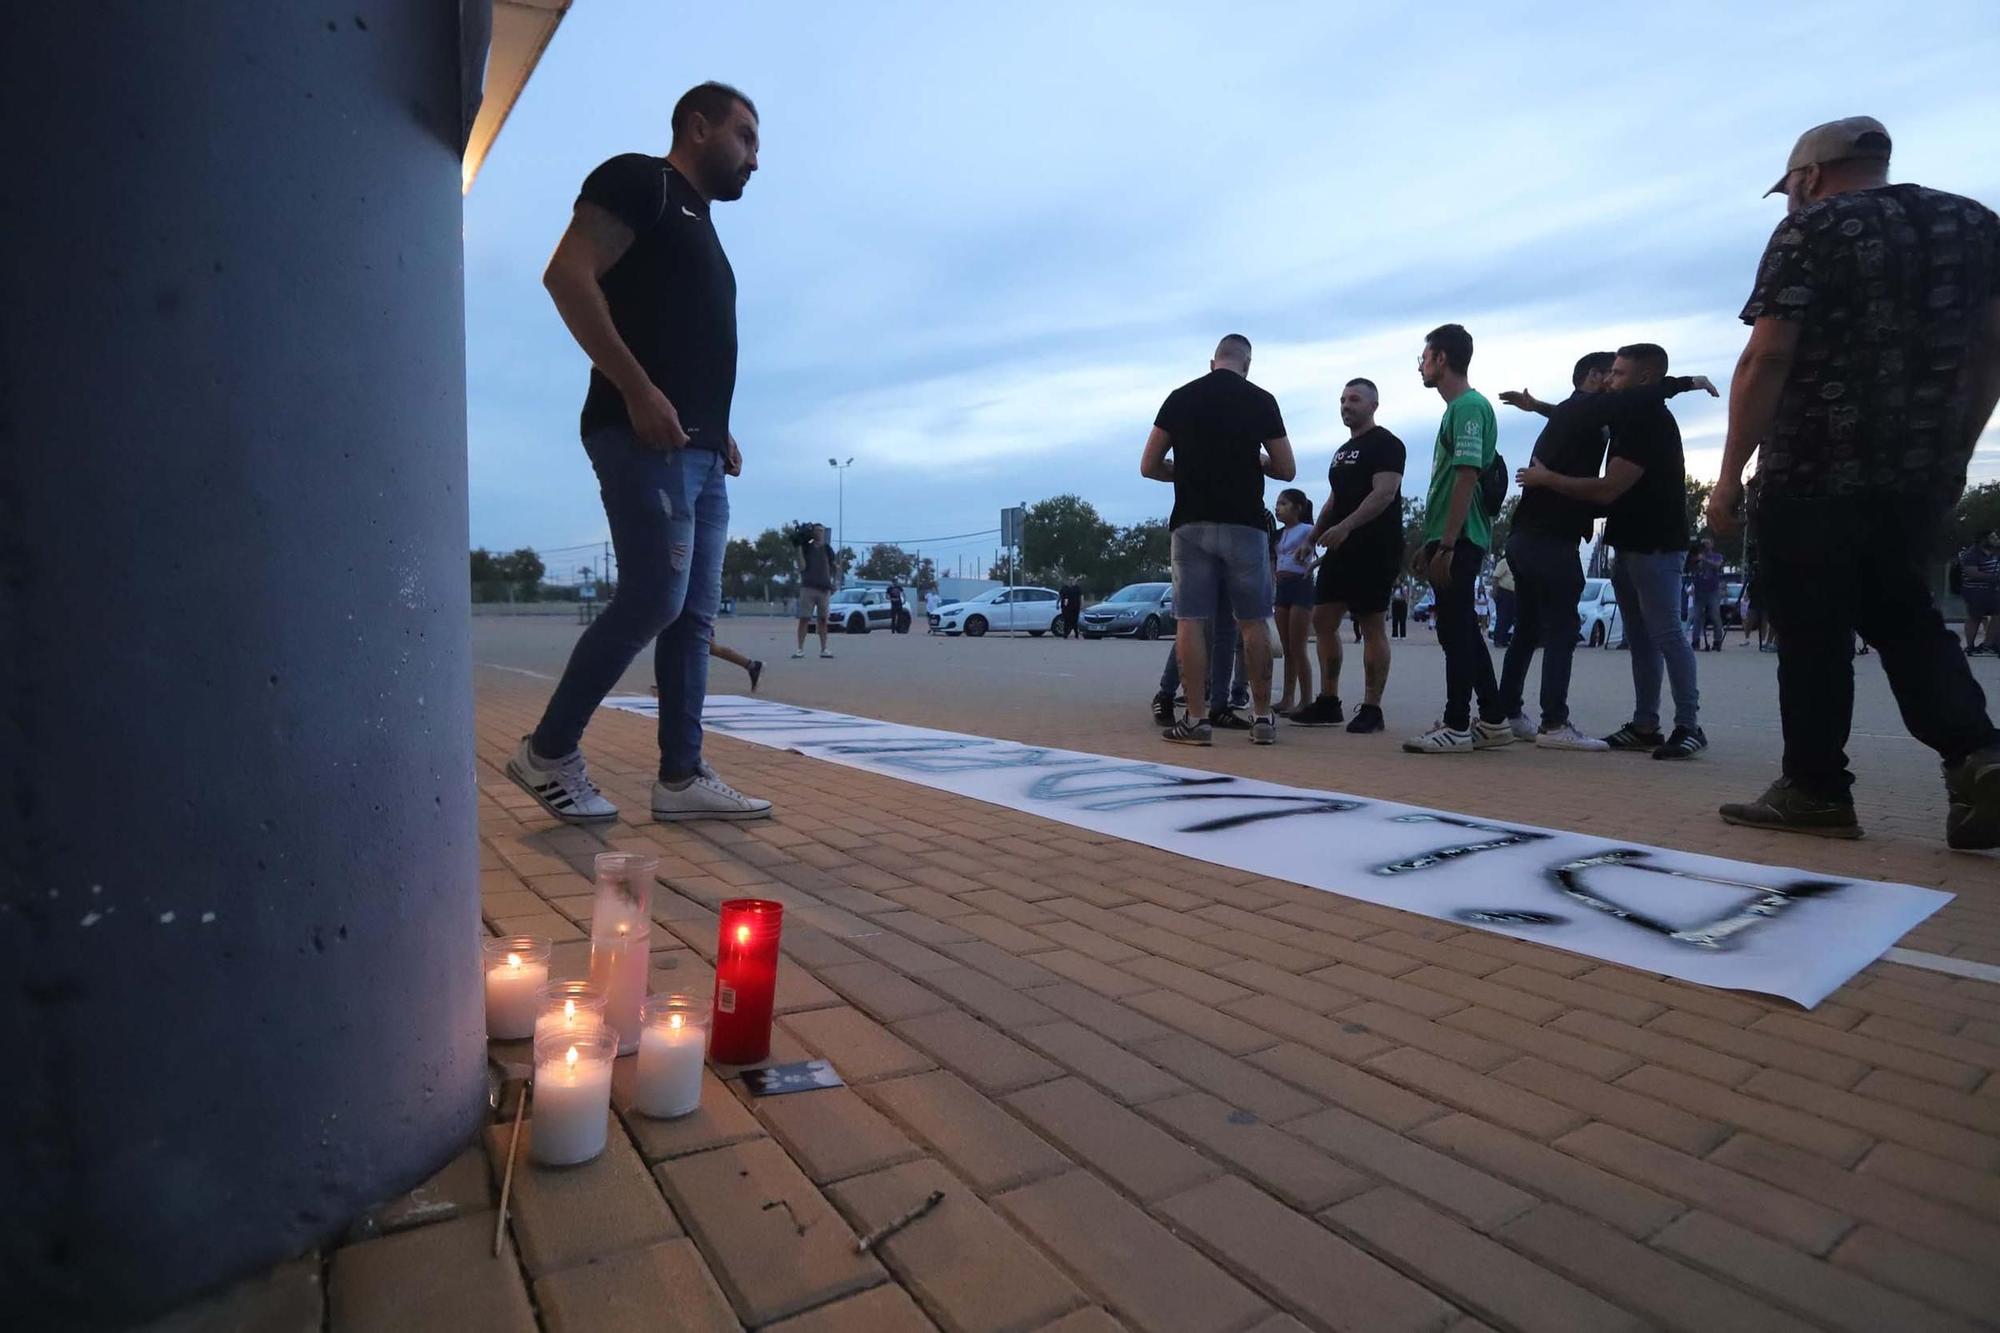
[1427,546,1455,589]
[1707,476,1744,537]
[1319,523,1349,553]
[1686,375,1720,398]
[624,383,689,450]
[1498,389,1539,413]
[1517,459,1555,489]
[724,433,743,477]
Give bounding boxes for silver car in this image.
[1079,582,1175,640]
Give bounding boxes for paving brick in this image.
[1363,1047,1585,1141]
[1120,954,1255,1006]
[345,1144,492,1241]
[1829,1225,1999,1327]
[1035,920,1147,964]
[1572,965,1770,1026]
[1853,1012,2000,1069]
[1006,1078,1219,1201]
[957,889,1059,926]
[1412,1112,1682,1238]
[1135,1034,1320,1122]
[763,1284,939,1333]
[1199,928,1331,972]
[830,1158,1086,1333]
[654,1138,886,1326]
[1708,1132,2000,1266]
[939,938,1066,989]
[882,884,977,917]
[1436,1006,1635,1079]
[816,958,954,1023]
[1033,1310,1129,1333]
[955,912,1062,954]
[1495,1056,1727,1155]
[1497,1202,1816,1333]
[1223,993,1394,1062]
[775,963,844,1015]
[614,1062,765,1162]
[1212,958,1359,1012]
[781,1005,935,1083]
[1247,1043,1445,1131]
[864,1070,1070,1194]
[1751,1011,1984,1089]
[1158,1176,1456,1332]
[849,928,962,975]
[1654,1211,1979,1333]
[1400,965,1564,1023]
[533,1238,738,1333]
[1436,927,1597,976]
[1326,1187,1643,1333]
[1549,1009,1758,1086]
[1144,1092,1367,1210]
[1613,1064,1873,1165]
[1286,1103,1532,1230]
[1127,988,1278,1054]
[329,1213,537,1333]
[1742,1068,2000,1169]
[1017,1021,1188,1104]
[1647,1011,1868,1088]
[1483,965,1663,1025]
[1031,949,1153,997]
[1552,1123,1849,1254]
[1853,1067,2000,1132]
[144,1254,321,1333]
[1289,932,1429,978]
[710,1024,815,1080]
[996,1171,1269,1333]
[1306,963,1466,1018]
[894,1010,1062,1094]
[874,910,979,945]
[1342,1002,1511,1071]
[757,1086,924,1184]
[923,967,1062,1028]
[1023,983,1175,1045]
[781,926,869,970]
[1856,1140,2000,1220]
[482,1118,681,1277]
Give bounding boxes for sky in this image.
[464,0,2000,580]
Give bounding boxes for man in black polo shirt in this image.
[1710,116,2000,846]
[1495,351,1614,751]
[1140,335,1297,746]
[506,82,773,824]
[1291,378,1404,734]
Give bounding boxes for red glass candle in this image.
[710,899,784,1064]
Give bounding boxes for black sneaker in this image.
[747,659,764,693]
[1152,692,1176,726]
[1652,726,1708,760]
[1719,779,1862,839]
[1345,703,1385,734]
[1163,715,1213,746]
[1603,723,1666,752]
[1945,744,2000,850]
[1288,696,1344,727]
[1208,707,1252,730]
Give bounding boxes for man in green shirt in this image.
[1406,323,1513,754]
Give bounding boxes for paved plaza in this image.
[155,615,1999,1331]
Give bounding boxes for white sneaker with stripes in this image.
[652,763,773,822]
[506,736,619,823]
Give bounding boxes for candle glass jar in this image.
[634,994,710,1119]
[589,853,659,1055]
[530,1026,616,1166]
[534,979,608,1045]
[482,935,551,1041]
[711,899,783,1064]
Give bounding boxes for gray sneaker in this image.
[1251,715,1277,745]
[1536,722,1610,752]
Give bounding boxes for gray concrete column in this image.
[1,5,489,1325]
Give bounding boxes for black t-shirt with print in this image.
[1740,184,2000,500]
[1155,370,1287,530]
[576,155,738,448]
[1512,393,1610,542]
[1325,426,1407,553]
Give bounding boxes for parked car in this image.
[931,585,1063,637]
[1719,579,1745,628]
[827,586,897,634]
[1578,577,1624,648]
[1079,582,1175,639]
[1411,590,1436,624]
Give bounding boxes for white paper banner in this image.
[605,696,1950,1008]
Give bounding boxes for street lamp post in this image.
[827,457,854,576]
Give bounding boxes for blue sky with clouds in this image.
[464,0,2000,574]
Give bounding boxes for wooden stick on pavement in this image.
[494,1078,528,1258]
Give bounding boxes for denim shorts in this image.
[1171,522,1274,621]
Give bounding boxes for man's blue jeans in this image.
[531,428,729,780]
[1612,548,1699,732]
[1159,581,1243,713]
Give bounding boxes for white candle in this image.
[534,994,605,1045]
[531,1037,614,1165]
[636,1010,706,1118]
[590,921,650,1055]
[485,950,547,1040]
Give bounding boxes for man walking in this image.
[1291,378,1405,734]
[1140,335,1296,745]
[1709,117,2000,845]
[1690,537,1726,650]
[1405,325,1513,754]
[506,82,771,823]
[1060,578,1084,640]
[1494,352,1616,750]
[1955,532,2000,654]
[1516,345,1718,759]
[886,576,907,633]
[793,524,837,658]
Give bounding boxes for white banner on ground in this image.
[603,695,1950,1008]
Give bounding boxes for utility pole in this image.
[827,457,854,573]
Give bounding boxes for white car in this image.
[827,586,897,634]
[1578,577,1624,648]
[932,585,1063,637]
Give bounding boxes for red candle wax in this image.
[710,899,784,1064]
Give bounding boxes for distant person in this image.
[1708,117,2000,845]
[1390,576,1410,639]
[1140,334,1296,745]
[1060,579,1084,640]
[1490,553,1517,647]
[792,524,836,659]
[1293,377,1405,733]
[1690,537,1726,650]
[1404,325,1512,754]
[886,577,907,633]
[1494,351,1615,750]
[506,81,771,824]
[1955,532,2000,654]
[1272,489,1317,713]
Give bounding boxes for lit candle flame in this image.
[565,1045,579,1071]
[735,924,751,945]
[563,999,577,1023]
[505,952,521,972]
[617,922,629,938]
[668,1013,684,1030]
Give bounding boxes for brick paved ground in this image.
[151,641,2000,1332]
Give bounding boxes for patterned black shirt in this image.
[1740,184,2000,500]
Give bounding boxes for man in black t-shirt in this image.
[1291,378,1404,734]
[1708,117,2000,845]
[506,82,773,825]
[1140,335,1297,746]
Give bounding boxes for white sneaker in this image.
[790,648,806,659]
[1507,714,1538,741]
[1536,722,1610,752]
[819,648,835,659]
[1473,719,1516,749]
[652,765,773,821]
[1404,724,1477,754]
[506,736,619,822]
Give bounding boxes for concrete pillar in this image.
[1,5,488,1324]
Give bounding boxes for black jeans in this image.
[1391,599,1408,638]
[1498,528,1585,728]
[1429,541,1502,731]
[1760,493,1997,797]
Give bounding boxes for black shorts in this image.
[1314,541,1399,614]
